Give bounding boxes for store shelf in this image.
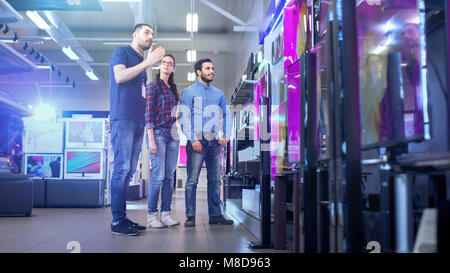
[0,42,37,74]
[0,0,22,24]
[231,79,257,105]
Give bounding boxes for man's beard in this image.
[139,40,151,51]
[140,44,151,51]
[201,74,213,83]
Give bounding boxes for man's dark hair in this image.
[194,58,212,76]
[133,23,152,34]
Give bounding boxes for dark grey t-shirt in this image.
[109,45,147,123]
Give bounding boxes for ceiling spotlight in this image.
[2,24,9,34]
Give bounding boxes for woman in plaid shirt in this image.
[145,54,181,228]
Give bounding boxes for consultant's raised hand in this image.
[144,46,165,67]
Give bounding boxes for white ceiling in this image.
[0,0,269,113]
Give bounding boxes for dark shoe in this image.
[124,217,146,231]
[184,216,196,227]
[111,219,140,236]
[209,215,234,225]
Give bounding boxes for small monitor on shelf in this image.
[64,149,105,180]
[25,154,63,179]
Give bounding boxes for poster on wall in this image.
[356,0,429,148]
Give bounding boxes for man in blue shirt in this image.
[179,59,234,227]
[109,23,165,236]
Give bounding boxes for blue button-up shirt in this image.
[179,81,231,141]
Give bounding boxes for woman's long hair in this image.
[154,54,179,102]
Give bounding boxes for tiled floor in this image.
[0,189,288,253]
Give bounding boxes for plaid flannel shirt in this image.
[145,79,178,130]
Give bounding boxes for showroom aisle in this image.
[0,189,287,253]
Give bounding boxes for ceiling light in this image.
[26,11,51,30]
[62,46,79,60]
[85,70,99,81]
[186,13,198,32]
[1,39,17,44]
[188,72,196,82]
[187,50,197,63]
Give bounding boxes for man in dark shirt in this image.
[109,23,165,236]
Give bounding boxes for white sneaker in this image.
[160,211,180,227]
[147,212,166,229]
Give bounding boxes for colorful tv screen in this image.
[287,59,302,163]
[66,151,101,174]
[284,0,308,69]
[66,119,105,148]
[357,0,429,148]
[25,154,62,179]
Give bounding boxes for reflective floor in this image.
[0,189,288,253]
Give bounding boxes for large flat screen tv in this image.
[64,149,105,180]
[356,0,430,149]
[287,59,302,164]
[65,118,106,149]
[25,154,63,179]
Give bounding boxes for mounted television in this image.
[25,154,63,179]
[64,149,105,180]
[65,118,106,148]
[356,0,430,149]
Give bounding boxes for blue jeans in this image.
[110,119,145,223]
[185,139,223,218]
[147,128,180,214]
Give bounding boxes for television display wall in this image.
[356,0,429,148]
[25,154,63,179]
